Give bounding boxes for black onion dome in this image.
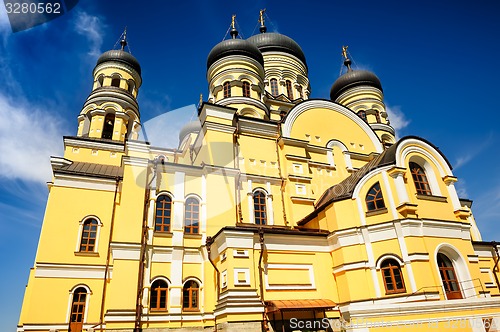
[96,50,141,76]
[247,32,307,66]
[207,39,264,69]
[179,121,201,142]
[330,70,382,101]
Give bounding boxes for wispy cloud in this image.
[473,181,500,241]
[0,4,11,45]
[73,11,104,57]
[453,132,493,170]
[385,104,410,135]
[0,93,65,183]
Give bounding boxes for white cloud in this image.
[142,104,198,148]
[73,11,104,57]
[0,4,11,44]
[0,94,65,183]
[385,105,410,134]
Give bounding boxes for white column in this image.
[247,179,254,223]
[443,176,461,211]
[360,227,381,298]
[389,169,410,205]
[266,181,274,225]
[394,221,417,292]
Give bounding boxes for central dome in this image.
[207,38,264,69]
[96,50,141,76]
[247,32,306,66]
[330,70,382,101]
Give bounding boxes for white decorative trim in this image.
[283,100,383,153]
[75,215,103,253]
[110,242,141,260]
[35,264,110,279]
[64,137,125,152]
[434,243,475,299]
[53,174,118,192]
[234,268,250,286]
[395,138,453,177]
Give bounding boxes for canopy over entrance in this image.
[265,299,337,313]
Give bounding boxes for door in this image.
[437,253,463,299]
[69,287,86,332]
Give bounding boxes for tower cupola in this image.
[247,10,310,118]
[206,15,267,118]
[330,46,395,147]
[77,30,142,142]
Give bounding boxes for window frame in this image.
[223,81,231,98]
[110,74,121,88]
[270,78,279,97]
[67,285,91,332]
[253,189,267,225]
[409,161,432,195]
[182,280,200,311]
[381,259,406,294]
[150,279,169,311]
[184,196,200,234]
[155,194,172,233]
[357,110,367,122]
[242,81,251,98]
[297,85,304,99]
[102,113,115,140]
[365,182,386,211]
[76,216,102,253]
[285,80,294,100]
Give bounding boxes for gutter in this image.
[258,228,266,331]
[205,236,219,331]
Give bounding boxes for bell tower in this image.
[77,30,142,142]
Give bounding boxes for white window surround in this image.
[234,268,250,286]
[409,155,442,196]
[250,188,274,226]
[221,270,228,289]
[326,139,353,170]
[375,254,405,270]
[434,243,475,299]
[75,216,103,253]
[66,284,91,325]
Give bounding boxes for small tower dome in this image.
[247,32,307,67]
[330,69,382,101]
[207,38,264,69]
[96,49,142,76]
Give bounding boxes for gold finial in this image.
[199,93,203,106]
[231,14,236,29]
[259,9,266,25]
[342,45,348,60]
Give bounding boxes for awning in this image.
[265,299,337,313]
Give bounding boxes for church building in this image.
[18,12,500,332]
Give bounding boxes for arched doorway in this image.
[437,253,463,299]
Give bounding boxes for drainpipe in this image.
[134,159,156,332]
[90,177,120,332]
[492,241,500,290]
[206,236,219,331]
[258,228,266,331]
[233,130,243,223]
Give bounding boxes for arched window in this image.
[182,280,199,311]
[357,110,367,122]
[102,113,115,139]
[79,218,98,252]
[297,85,304,99]
[127,79,135,94]
[223,82,231,98]
[97,74,104,88]
[409,162,432,195]
[69,287,87,332]
[253,190,267,225]
[286,80,294,99]
[374,110,381,123]
[150,279,168,311]
[270,78,279,97]
[184,197,200,234]
[111,74,121,88]
[437,253,462,299]
[366,182,385,211]
[242,81,251,97]
[381,259,405,294]
[155,195,172,233]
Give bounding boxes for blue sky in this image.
[1,0,500,330]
